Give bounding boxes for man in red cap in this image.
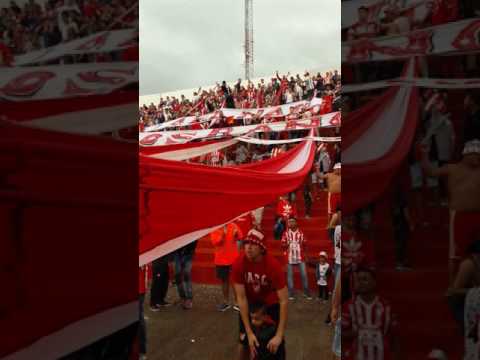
[232,229,288,360]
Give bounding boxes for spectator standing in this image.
[210,223,241,311]
[274,195,297,240]
[281,217,312,300]
[464,92,480,143]
[391,184,415,271]
[315,251,331,303]
[174,240,198,310]
[150,255,171,310]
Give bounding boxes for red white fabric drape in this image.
[342,59,420,214]
[139,138,316,266]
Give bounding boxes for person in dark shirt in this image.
[392,185,414,271]
[249,302,286,360]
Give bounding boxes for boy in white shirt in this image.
[316,251,331,303]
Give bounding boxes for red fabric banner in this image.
[342,59,420,214]
[139,139,316,265]
[0,123,137,359]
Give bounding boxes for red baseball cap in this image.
[243,229,267,252]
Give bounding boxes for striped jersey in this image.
[342,296,398,360]
[281,228,307,264]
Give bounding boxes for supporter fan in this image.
[210,223,241,312]
[317,162,341,223]
[446,236,480,336]
[248,302,285,360]
[421,139,480,284]
[232,229,288,360]
[331,274,341,360]
[281,217,312,300]
[342,267,401,360]
[274,195,297,240]
[150,255,171,310]
[315,251,331,303]
[139,264,149,360]
[173,240,198,310]
[391,183,415,271]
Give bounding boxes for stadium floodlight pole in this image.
[244,0,254,81]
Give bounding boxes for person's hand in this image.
[247,332,259,358]
[266,334,283,354]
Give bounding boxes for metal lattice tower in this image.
[244,0,254,81]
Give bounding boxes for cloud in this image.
[140,0,340,95]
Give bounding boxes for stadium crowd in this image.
[0,0,138,65]
[342,0,479,42]
[139,69,341,129]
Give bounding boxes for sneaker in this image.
[304,294,313,300]
[233,305,240,312]
[158,301,171,307]
[288,296,295,300]
[149,305,160,312]
[183,299,193,310]
[216,303,231,312]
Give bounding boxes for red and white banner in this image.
[139,138,316,266]
[343,59,420,213]
[0,123,138,359]
[342,18,480,63]
[14,28,138,66]
[147,98,322,131]
[139,112,341,146]
[3,91,138,135]
[342,0,457,29]
[343,76,480,92]
[237,135,341,145]
[0,62,138,101]
[140,135,341,161]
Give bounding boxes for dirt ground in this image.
[144,283,334,360]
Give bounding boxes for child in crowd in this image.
[316,251,331,303]
[249,302,286,360]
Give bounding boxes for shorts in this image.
[215,265,231,281]
[332,318,341,357]
[328,192,341,214]
[449,210,480,260]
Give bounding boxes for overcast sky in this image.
[140,0,340,96]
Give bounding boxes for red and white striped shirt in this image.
[281,229,307,264]
[206,150,224,167]
[342,296,398,360]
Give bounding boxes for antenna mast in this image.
[244,0,254,81]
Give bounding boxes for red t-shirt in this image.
[276,199,297,220]
[231,253,286,305]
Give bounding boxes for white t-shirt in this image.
[334,225,341,265]
[317,263,330,286]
